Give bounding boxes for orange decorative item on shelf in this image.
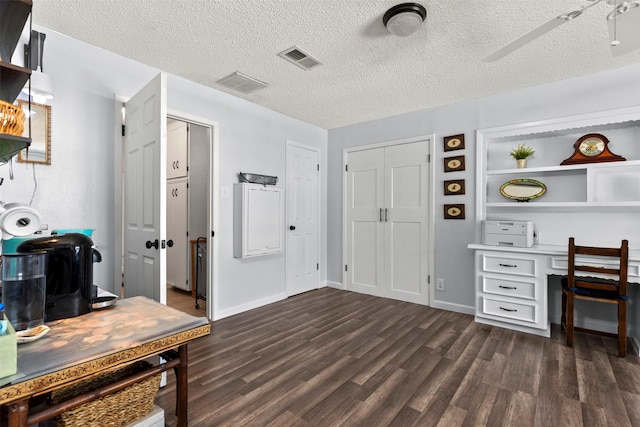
[0,100,26,136]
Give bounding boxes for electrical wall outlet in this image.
[436,278,445,291]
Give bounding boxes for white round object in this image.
[0,205,42,237]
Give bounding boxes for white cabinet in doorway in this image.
[167,120,188,179]
[167,178,189,291]
[345,140,430,305]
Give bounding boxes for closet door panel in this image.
[345,147,385,297]
[384,141,429,304]
[389,221,422,295]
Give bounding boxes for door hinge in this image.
[186,182,189,188]
[317,263,319,270]
[427,154,431,162]
[317,164,320,171]
[345,165,348,172]
[427,275,431,284]
[345,265,348,272]
[121,125,125,136]
[211,230,215,237]
[161,240,166,249]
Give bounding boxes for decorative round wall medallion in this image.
[444,204,465,219]
[443,155,465,172]
[443,179,465,195]
[443,134,465,152]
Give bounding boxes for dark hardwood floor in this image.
[156,287,640,426]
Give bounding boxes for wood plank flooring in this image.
[156,287,640,426]
[166,285,207,318]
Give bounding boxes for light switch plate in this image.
[221,186,230,199]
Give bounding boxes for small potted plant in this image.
[510,144,535,168]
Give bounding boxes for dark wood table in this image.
[0,296,210,426]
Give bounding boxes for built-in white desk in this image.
[468,243,640,339]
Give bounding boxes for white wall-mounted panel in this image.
[234,183,284,258]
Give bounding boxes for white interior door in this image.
[286,143,320,296]
[166,178,189,291]
[123,73,167,302]
[384,141,429,304]
[345,140,429,304]
[345,147,385,297]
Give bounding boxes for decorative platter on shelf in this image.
[500,178,546,202]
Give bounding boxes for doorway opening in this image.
[164,117,210,318]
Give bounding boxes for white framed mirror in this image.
[17,100,51,165]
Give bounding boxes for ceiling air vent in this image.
[216,72,269,95]
[278,46,322,70]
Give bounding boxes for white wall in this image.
[327,63,640,313]
[1,27,328,317]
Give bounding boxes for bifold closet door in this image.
[345,140,429,305]
[383,142,428,304]
[345,147,385,297]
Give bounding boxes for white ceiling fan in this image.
[483,0,640,62]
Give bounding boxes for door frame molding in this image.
[285,139,321,296]
[167,109,219,321]
[342,134,435,305]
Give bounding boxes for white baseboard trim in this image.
[214,292,287,320]
[631,337,640,357]
[430,300,475,315]
[326,281,345,290]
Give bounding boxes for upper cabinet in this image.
[0,0,32,163]
[167,119,188,179]
[476,106,640,216]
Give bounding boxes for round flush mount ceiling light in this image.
[383,3,427,37]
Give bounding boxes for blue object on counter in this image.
[0,303,7,335]
[51,229,94,237]
[1,236,40,254]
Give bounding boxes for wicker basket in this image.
[0,100,25,136]
[50,361,161,427]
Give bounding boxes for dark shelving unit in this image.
[0,0,33,162]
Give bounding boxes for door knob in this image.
[145,239,159,249]
[167,239,174,247]
[289,225,296,230]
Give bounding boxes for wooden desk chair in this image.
[561,237,629,357]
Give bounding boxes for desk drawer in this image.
[480,296,537,325]
[481,254,536,277]
[481,276,536,300]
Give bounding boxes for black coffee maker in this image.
[17,233,100,321]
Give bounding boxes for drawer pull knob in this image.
[498,263,517,268]
[498,285,517,290]
[499,306,517,312]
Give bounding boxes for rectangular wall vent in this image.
[278,46,322,71]
[216,71,269,94]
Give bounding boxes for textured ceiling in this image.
[33,0,640,129]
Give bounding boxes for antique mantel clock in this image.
[560,133,626,165]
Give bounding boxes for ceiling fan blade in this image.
[482,16,571,62]
[482,1,605,62]
[608,1,640,56]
